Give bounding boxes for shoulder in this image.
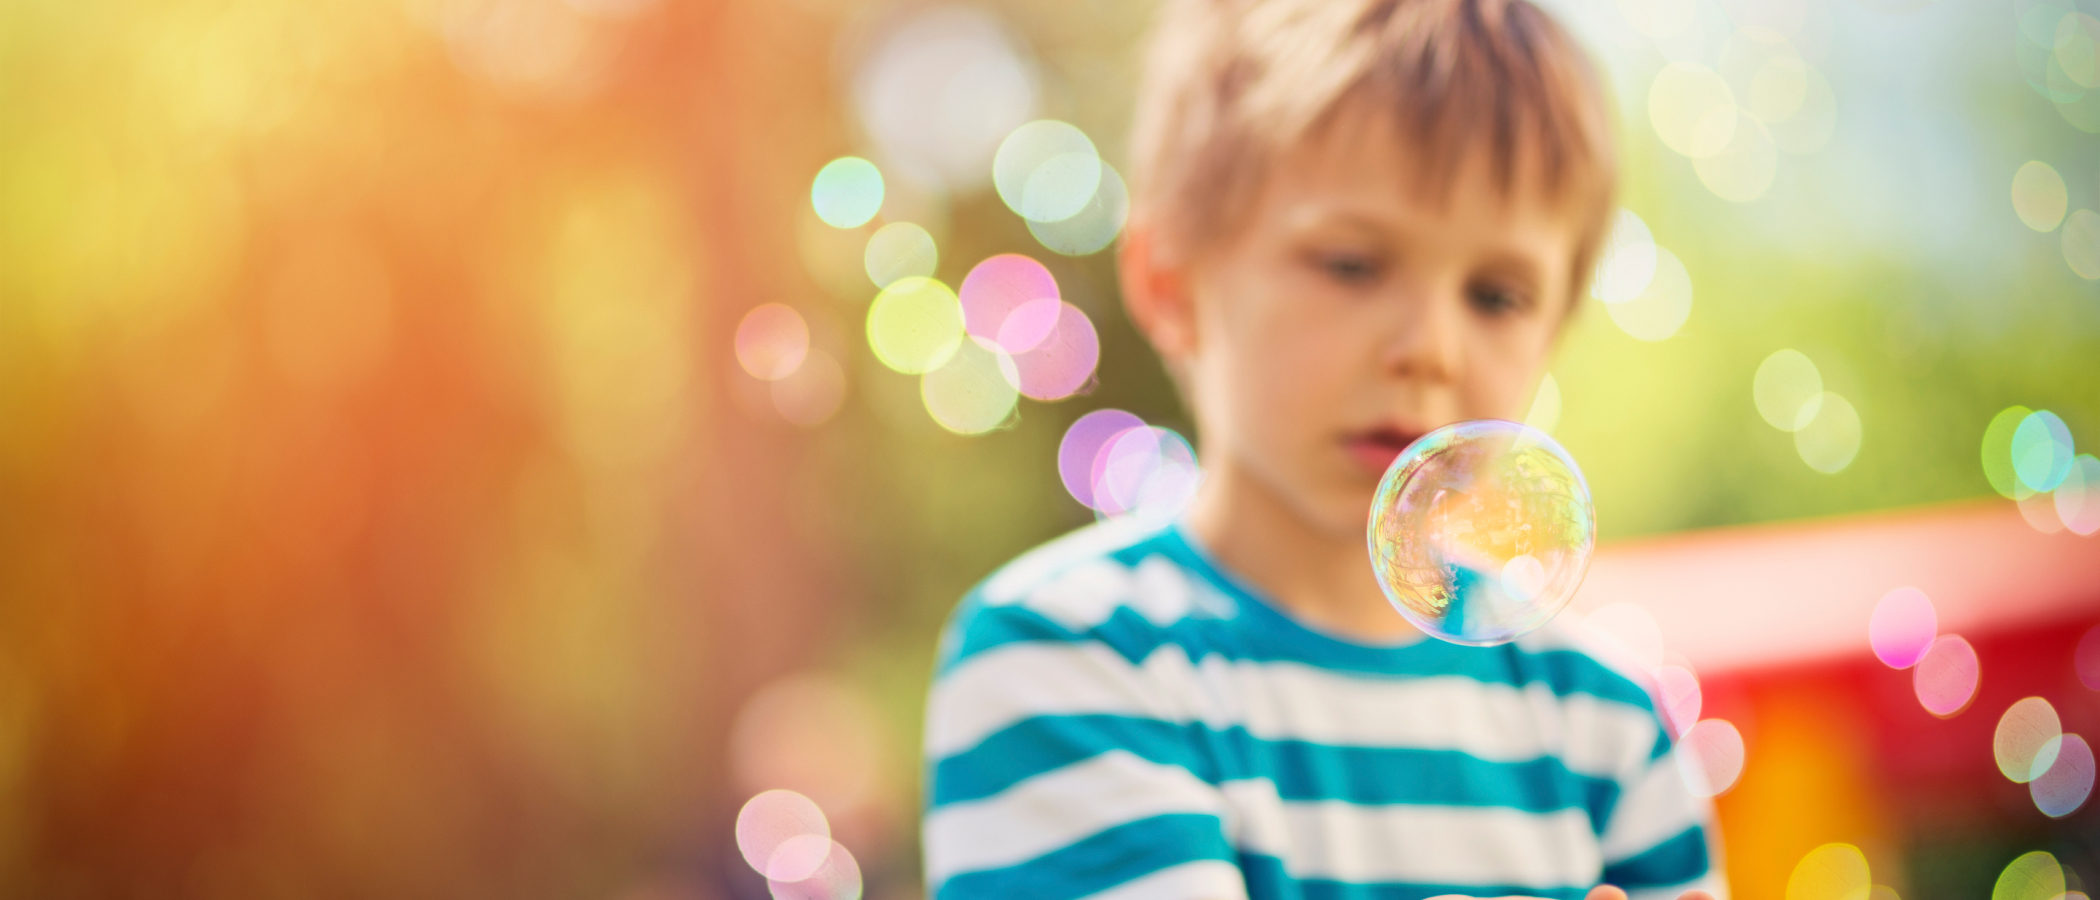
[1510,621,1679,774]
[934,518,1235,675]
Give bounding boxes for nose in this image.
[1377,280,1461,384]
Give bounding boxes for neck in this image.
[1183,457,1421,644]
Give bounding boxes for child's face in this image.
[1150,122,1583,540]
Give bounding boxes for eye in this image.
[1307,250,1384,287]
[1466,281,1532,317]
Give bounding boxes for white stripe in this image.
[1081,860,1248,900]
[1219,779,1601,887]
[924,750,1225,886]
[1598,749,1704,862]
[930,640,1658,779]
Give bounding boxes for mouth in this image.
[1342,426,1426,478]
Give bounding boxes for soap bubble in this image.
[1366,420,1595,646]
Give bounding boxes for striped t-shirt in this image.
[922,516,1725,900]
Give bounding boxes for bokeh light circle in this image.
[2011,409,2074,492]
[1992,850,2065,900]
[2053,454,2100,535]
[1091,425,1202,528]
[736,304,811,382]
[2064,209,2100,279]
[767,838,865,900]
[811,158,883,229]
[849,5,1037,192]
[1367,420,1594,646]
[1591,209,1658,305]
[2012,161,2069,232]
[1675,718,1747,798]
[993,121,1100,223]
[1785,842,1870,900]
[959,254,1059,351]
[2018,492,2066,534]
[1694,111,1777,203]
[1000,301,1099,401]
[1649,62,1738,158]
[1994,697,2064,783]
[736,789,831,881]
[1603,245,1692,341]
[1060,409,1146,510]
[1794,392,1862,474]
[863,221,937,288]
[2031,733,2095,817]
[921,337,1019,435]
[1869,586,1937,669]
[1754,349,1823,431]
[1914,635,1980,717]
[1028,161,1130,256]
[1984,405,2038,499]
[771,349,847,428]
[866,276,964,375]
[1768,65,1836,155]
[1655,664,1703,737]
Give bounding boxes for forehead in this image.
[1253,108,1586,249]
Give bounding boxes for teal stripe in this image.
[1241,852,1590,900]
[1603,824,1710,888]
[933,813,1233,899]
[929,714,1621,818]
[939,594,1657,714]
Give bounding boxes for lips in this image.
[1343,426,1425,477]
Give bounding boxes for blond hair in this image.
[1125,0,1618,301]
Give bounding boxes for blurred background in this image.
[0,0,2096,897]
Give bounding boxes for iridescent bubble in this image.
[866,276,964,375]
[2012,409,2074,492]
[1028,161,1130,256]
[1590,209,1658,305]
[1675,718,1747,798]
[736,789,831,881]
[1694,111,1777,203]
[999,302,1099,401]
[864,221,938,289]
[2077,624,2100,689]
[736,304,811,381]
[1983,406,2038,499]
[1655,663,1703,737]
[767,838,865,900]
[1992,850,2065,900]
[994,120,1101,223]
[1914,635,1980,718]
[1795,392,1862,474]
[2011,162,2069,232]
[1995,697,2064,783]
[1754,349,1823,431]
[1603,245,1692,341]
[1868,587,1936,669]
[2052,454,2100,535]
[2063,209,2100,279]
[1092,426,1202,528]
[1367,420,1594,646]
[959,254,1058,350]
[771,349,847,428]
[1649,62,1737,159]
[1785,842,1870,900]
[1060,409,1145,509]
[2032,733,2095,817]
[811,158,883,229]
[921,337,1019,435]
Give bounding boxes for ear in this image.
[1116,221,1200,364]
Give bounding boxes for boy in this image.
[922,0,1725,898]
